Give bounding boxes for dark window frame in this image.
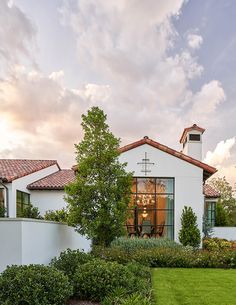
[16,190,30,217]
[205,201,216,227]
[189,134,201,141]
[0,188,4,208]
[127,177,175,239]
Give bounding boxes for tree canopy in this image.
[209,177,236,226]
[65,107,132,246]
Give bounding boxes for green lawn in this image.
[152,268,236,305]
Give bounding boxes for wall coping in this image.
[0,217,67,225]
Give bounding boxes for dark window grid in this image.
[205,202,215,226]
[189,134,201,141]
[135,177,174,192]
[126,223,174,227]
[134,192,174,195]
[16,190,30,216]
[129,177,175,238]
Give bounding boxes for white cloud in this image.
[187,33,203,50]
[0,66,118,165]
[0,0,35,76]
[0,0,232,180]
[204,137,235,167]
[188,80,226,123]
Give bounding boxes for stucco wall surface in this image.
[213,227,236,241]
[30,190,66,216]
[119,144,204,242]
[0,218,90,273]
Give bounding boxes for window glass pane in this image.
[16,190,30,217]
[156,195,174,209]
[16,190,21,202]
[136,194,155,208]
[128,194,136,208]
[156,179,173,193]
[17,202,22,217]
[137,178,155,193]
[23,193,30,204]
[126,177,174,239]
[131,179,136,193]
[126,209,135,226]
[137,208,155,226]
[0,189,4,207]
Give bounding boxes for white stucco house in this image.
[0,124,220,242]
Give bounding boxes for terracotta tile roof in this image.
[180,124,205,143]
[119,137,217,180]
[0,159,59,183]
[27,169,75,190]
[203,184,220,198]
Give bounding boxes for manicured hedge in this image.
[0,264,72,305]
[92,246,236,268]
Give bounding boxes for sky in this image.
[0,0,235,185]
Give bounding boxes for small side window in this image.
[189,134,200,141]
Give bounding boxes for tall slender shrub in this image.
[179,206,201,248]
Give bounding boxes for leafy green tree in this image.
[179,206,201,248]
[65,107,132,246]
[209,177,236,226]
[215,202,229,226]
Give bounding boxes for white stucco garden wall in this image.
[0,218,91,273]
[212,227,236,241]
[6,164,59,217]
[119,144,204,242]
[30,190,66,216]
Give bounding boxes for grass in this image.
[152,268,236,305]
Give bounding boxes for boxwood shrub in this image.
[73,260,151,301]
[0,264,72,305]
[50,248,93,282]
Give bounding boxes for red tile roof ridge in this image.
[27,169,75,190]
[0,159,60,182]
[119,138,217,177]
[203,184,220,198]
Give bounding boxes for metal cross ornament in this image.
[137,152,155,176]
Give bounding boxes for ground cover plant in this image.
[110,237,182,253]
[152,268,236,305]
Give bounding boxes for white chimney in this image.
[180,124,205,161]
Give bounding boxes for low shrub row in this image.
[92,246,236,268]
[203,237,232,251]
[110,237,181,253]
[0,249,152,305]
[51,249,152,302]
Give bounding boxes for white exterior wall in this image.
[30,190,67,216]
[119,144,204,242]
[7,164,59,217]
[182,130,203,161]
[0,218,91,273]
[212,227,236,241]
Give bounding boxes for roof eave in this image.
[119,138,217,178]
